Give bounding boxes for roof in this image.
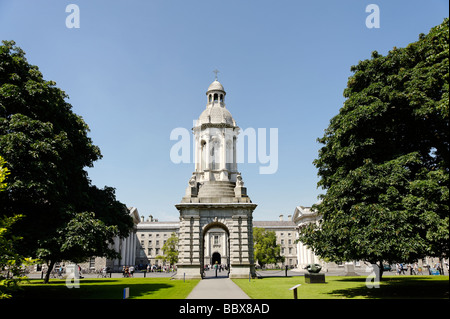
[136,222,180,230]
[207,80,225,92]
[253,221,297,229]
[197,105,236,127]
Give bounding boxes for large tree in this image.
[253,227,284,268]
[298,19,449,279]
[0,41,134,282]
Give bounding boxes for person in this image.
[435,261,441,275]
[396,263,401,275]
[147,264,150,273]
[129,265,134,277]
[413,262,418,275]
[78,264,84,279]
[58,265,63,276]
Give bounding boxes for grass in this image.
[13,277,200,299]
[232,275,449,299]
[11,275,449,299]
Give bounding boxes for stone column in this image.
[175,213,202,279]
[229,212,255,278]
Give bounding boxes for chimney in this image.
[288,215,292,220]
[279,214,284,221]
[140,216,144,222]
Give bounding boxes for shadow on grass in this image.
[14,278,175,299]
[327,276,449,299]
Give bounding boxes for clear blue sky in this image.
[1,1,448,221]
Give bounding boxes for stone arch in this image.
[175,203,257,280]
[201,220,230,277]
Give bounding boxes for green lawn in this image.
[12,275,449,299]
[14,277,200,299]
[232,275,449,299]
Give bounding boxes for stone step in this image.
[198,181,236,198]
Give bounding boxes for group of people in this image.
[204,263,228,272]
[122,265,135,277]
[146,264,176,272]
[395,262,447,275]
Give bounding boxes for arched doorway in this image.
[201,221,230,278]
[212,252,221,265]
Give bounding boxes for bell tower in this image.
[175,75,257,279]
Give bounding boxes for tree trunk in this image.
[378,261,384,281]
[43,260,56,284]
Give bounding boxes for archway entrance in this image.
[174,203,257,280]
[201,221,230,278]
[212,252,221,265]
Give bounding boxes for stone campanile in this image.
[175,77,257,279]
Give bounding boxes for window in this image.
[214,235,219,244]
[214,93,218,102]
[148,248,152,255]
[89,258,95,269]
[281,239,284,245]
[288,239,291,245]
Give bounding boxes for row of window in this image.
[140,240,166,247]
[281,247,296,255]
[140,233,169,238]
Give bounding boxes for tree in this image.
[253,227,284,268]
[0,156,8,190]
[156,233,179,267]
[298,19,449,279]
[0,41,134,283]
[0,156,37,298]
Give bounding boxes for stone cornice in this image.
[175,202,257,210]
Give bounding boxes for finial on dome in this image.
[213,69,219,81]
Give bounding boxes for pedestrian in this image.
[129,265,134,277]
[435,261,441,275]
[413,262,418,275]
[396,263,401,275]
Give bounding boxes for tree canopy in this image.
[156,232,179,266]
[298,19,449,274]
[0,41,134,282]
[253,227,284,268]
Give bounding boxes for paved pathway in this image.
[186,277,250,299]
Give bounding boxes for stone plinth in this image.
[304,273,326,283]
